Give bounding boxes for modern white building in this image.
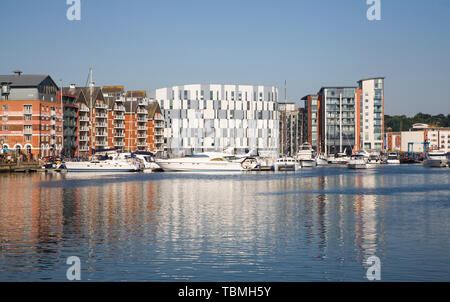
[152,84,279,157]
[357,77,384,152]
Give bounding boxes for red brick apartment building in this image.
[0,72,63,160]
[0,72,164,160]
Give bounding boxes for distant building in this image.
[152,84,279,157]
[357,77,384,151]
[318,86,357,155]
[385,124,450,153]
[302,94,320,151]
[301,77,385,155]
[278,103,306,156]
[0,71,63,159]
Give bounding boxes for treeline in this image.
[384,113,450,132]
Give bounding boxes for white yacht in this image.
[273,157,300,171]
[124,151,161,172]
[296,143,317,167]
[386,152,400,165]
[347,154,367,169]
[64,156,142,172]
[315,154,329,166]
[155,152,253,172]
[366,153,381,168]
[328,152,350,165]
[423,150,448,168]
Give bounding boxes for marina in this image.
[0,165,449,281]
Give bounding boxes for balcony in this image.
[137,134,147,139]
[114,132,125,138]
[79,106,90,112]
[79,146,89,152]
[95,132,107,137]
[137,117,147,122]
[114,105,125,112]
[79,116,90,122]
[79,136,89,141]
[95,113,108,118]
[137,109,148,114]
[115,114,125,120]
[138,126,147,131]
[23,109,33,115]
[137,141,147,147]
[96,123,107,128]
[155,138,164,144]
[114,141,125,147]
[95,103,108,109]
[115,123,125,129]
[79,126,90,132]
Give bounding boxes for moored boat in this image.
[273,156,300,171]
[296,143,317,167]
[423,150,447,168]
[347,154,367,169]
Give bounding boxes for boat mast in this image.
[89,68,94,155]
[60,79,64,157]
[284,80,287,156]
[339,92,343,153]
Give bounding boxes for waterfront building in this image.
[384,123,450,153]
[356,77,385,151]
[317,86,357,155]
[278,103,306,156]
[302,94,320,151]
[302,77,385,155]
[152,84,279,157]
[116,91,165,154]
[0,71,63,159]
[59,89,79,158]
[63,85,90,157]
[102,86,126,150]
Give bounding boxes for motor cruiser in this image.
[347,154,367,169]
[328,152,350,165]
[386,152,400,165]
[423,150,448,168]
[155,152,256,172]
[296,143,317,167]
[273,156,300,171]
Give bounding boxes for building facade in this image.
[153,84,279,157]
[384,124,450,153]
[357,77,384,151]
[278,103,306,156]
[302,94,320,151]
[318,87,357,155]
[0,72,63,160]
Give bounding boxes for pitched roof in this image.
[0,74,56,88]
[125,90,147,98]
[65,87,104,107]
[147,101,161,118]
[102,86,124,94]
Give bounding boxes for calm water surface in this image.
[0,165,449,281]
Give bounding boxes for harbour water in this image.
[0,165,449,281]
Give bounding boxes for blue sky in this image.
[0,0,449,115]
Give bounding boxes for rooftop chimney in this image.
[13,70,23,76]
[70,84,76,89]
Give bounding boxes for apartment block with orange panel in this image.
[301,94,320,152]
[102,86,126,150]
[0,71,63,160]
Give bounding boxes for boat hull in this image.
[300,159,317,167]
[156,161,245,172]
[65,161,141,172]
[423,159,447,168]
[347,163,367,169]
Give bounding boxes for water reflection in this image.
[0,166,449,281]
